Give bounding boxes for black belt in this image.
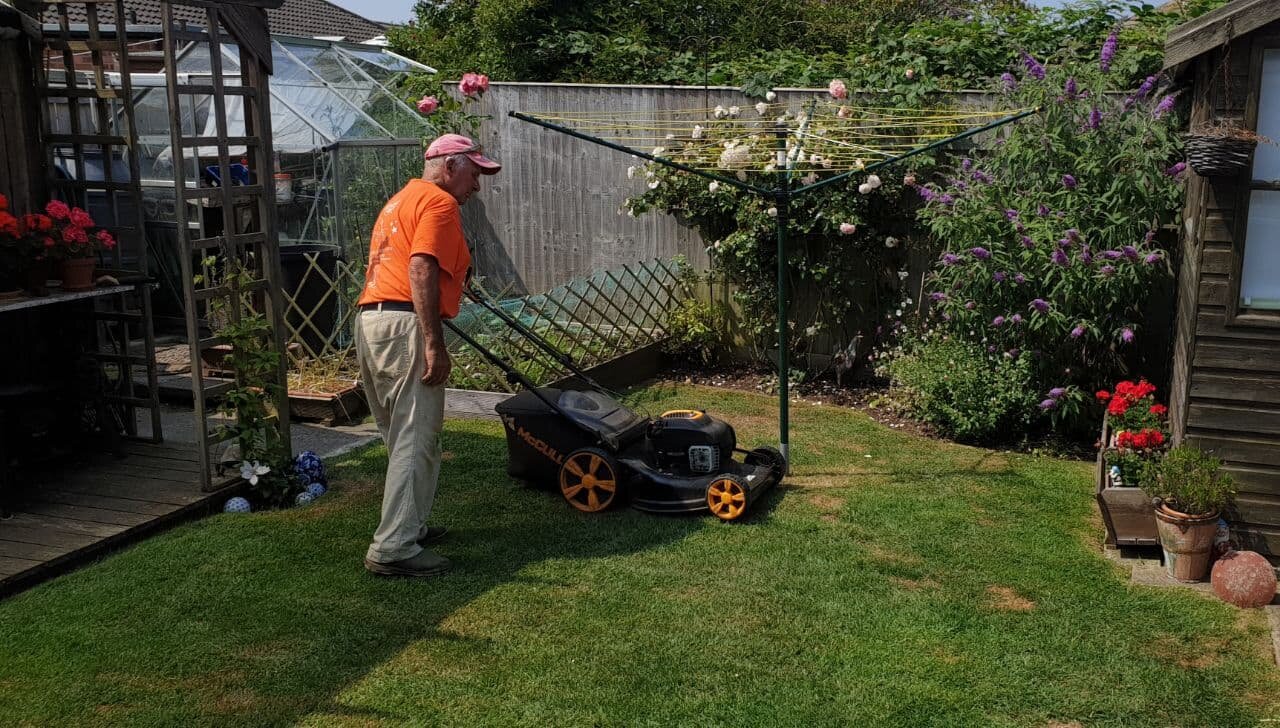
[360,301,414,313]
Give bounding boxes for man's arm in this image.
[408,253,451,386]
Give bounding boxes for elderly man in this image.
[356,133,500,577]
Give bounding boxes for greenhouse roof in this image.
[130,34,435,156]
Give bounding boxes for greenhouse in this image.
[61,34,436,356]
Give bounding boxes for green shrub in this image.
[878,329,1039,443]
[1140,445,1236,516]
[662,296,728,366]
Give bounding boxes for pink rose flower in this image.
[839,222,857,235]
[828,79,848,100]
[459,72,484,97]
[416,95,439,115]
[477,74,489,92]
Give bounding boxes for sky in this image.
[329,0,1073,26]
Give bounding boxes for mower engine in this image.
[646,410,735,476]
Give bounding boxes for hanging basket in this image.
[1184,134,1256,177]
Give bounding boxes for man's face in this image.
[443,156,483,205]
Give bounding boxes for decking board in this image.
[1,441,242,597]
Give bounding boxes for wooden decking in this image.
[0,440,238,597]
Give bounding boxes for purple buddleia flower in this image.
[951,179,968,191]
[939,194,956,205]
[964,301,976,310]
[1143,251,1163,264]
[1001,72,1018,92]
[1121,327,1134,343]
[1153,94,1176,118]
[1063,77,1078,99]
[1135,75,1156,100]
[1039,398,1058,410]
[973,170,993,184]
[1087,106,1102,130]
[1101,250,1123,260]
[1014,273,1026,284]
[1052,249,1070,266]
[1058,237,1072,249]
[1007,348,1021,358]
[1081,245,1093,264]
[962,158,973,172]
[941,252,961,266]
[929,291,948,302]
[1021,52,1046,81]
[1144,229,1157,244]
[918,186,937,202]
[1010,313,1024,325]
[1100,31,1118,72]
[1122,245,1139,260]
[992,315,1006,327]
[988,345,997,353]
[1099,264,1117,277]
[941,312,951,321]
[1065,228,1081,241]
[1030,298,1050,313]
[993,271,1007,283]
[1070,324,1085,338]
[970,247,991,260]
[1020,235,1035,249]
[1165,161,1186,177]
[1005,208,1020,221]
[1048,387,1067,399]
[1037,203,1050,217]
[1062,174,1077,189]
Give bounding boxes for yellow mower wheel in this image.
[559,448,620,513]
[706,474,748,521]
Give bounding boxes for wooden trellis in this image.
[273,256,690,392]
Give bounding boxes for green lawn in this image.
[1,383,1276,727]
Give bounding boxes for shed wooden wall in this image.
[0,8,45,214]
[1170,22,1280,558]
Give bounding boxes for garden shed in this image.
[1164,0,1280,561]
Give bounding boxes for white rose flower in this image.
[866,174,882,189]
[765,91,777,102]
[805,325,818,336]
[648,179,661,189]
[766,207,778,217]
[858,182,873,194]
[801,172,817,185]
[626,166,636,179]
[713,105,727,118]
[728,105,740,116]
[755,102,769,115]
[652,147,666,156]
[691,124,704,139]
[885,236,899,248]
[665,133,675,140]
[708,181,720,192]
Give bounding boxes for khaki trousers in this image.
[356,309,445,564]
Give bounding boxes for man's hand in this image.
[422,341,452,386]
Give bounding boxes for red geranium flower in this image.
[0,192,8,210]
[1096,390,1111,402]
[1149,404,1167,417]
[45,200,70,221]
[1107,397,1129,416]
[69,207,94,229]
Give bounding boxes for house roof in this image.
[1163,0,1280,69]
[42,0,386,43]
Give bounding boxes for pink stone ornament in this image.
[1211,550,1277,608]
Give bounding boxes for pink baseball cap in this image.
[424,133,501,174]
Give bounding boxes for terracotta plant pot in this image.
[59,257,97,292]
[1154,504,1219,582]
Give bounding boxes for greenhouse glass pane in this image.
[271,41,327,85]
[328,83,431,138]
[273,83,385,141]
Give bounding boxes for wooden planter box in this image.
[288,383,367,426]
[1095,417,1159,547]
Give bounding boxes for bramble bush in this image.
[895,33,1184,438]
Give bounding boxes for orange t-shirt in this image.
[357,179,471,319]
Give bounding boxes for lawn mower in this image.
[444,288,785,521]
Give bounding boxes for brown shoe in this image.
[365,549,451,577]
[417,525,449,546]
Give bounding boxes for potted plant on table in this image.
[44,200,116,292]
[1094,379,1168,546]
[1140,445,1236,582]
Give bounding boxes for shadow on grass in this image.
[0,425,709,724]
